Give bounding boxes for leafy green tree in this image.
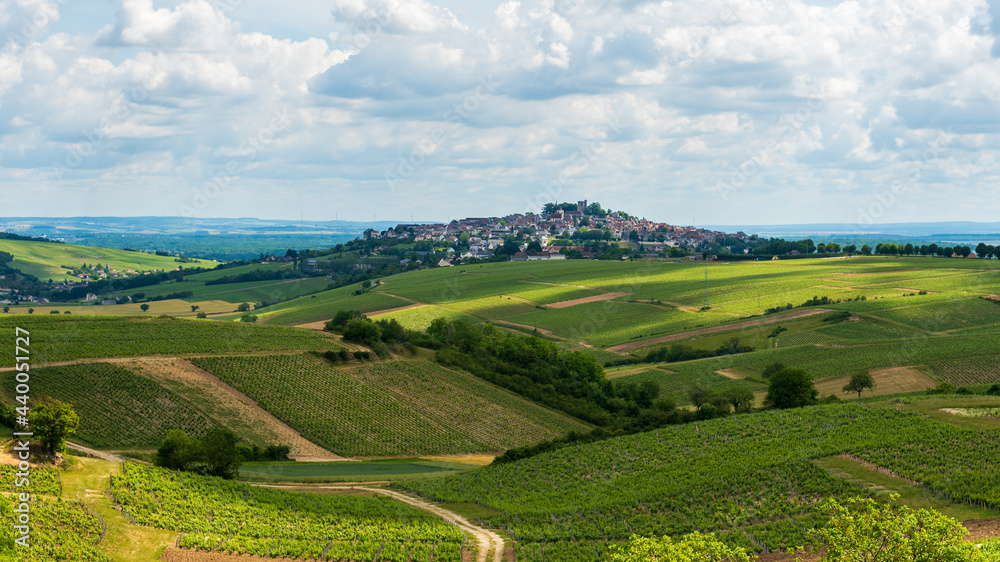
[810,495,986,561]
[27,308,33,314]
[240,313,258,323]
[196,311,208,319]
[154,430,202,471]
[190,305,200,312]
[200,429,242,479]
[861,244,872,255]
[237,302,251,312]
[342,317,381,345]
[140,304,149,312]
[843,372,876,398]
[28,398,80,456]
[2,306,7,313]
[726,386,756,413]
[610,533,754,562]
[765,368,818,409]
[761,362,786,379]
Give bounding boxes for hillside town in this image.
[363,200,745,262]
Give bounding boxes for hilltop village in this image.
[364,200,745,261]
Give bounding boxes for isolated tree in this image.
[154,430,202,471]
[28,398,79,456]
[2,306,7,313]
[765,368,818,409]
[239,313,258,323]
[726,386,755,413]
[140,304,150,312]
[190,305,200,312]
[196,311,208,319]
[860,244,872,255]
[237,302,251,312]
[609,532,753,562]
[843,372,876,398]
[811,495,984,562]
[200,429,242,479]
[27,308,34,314]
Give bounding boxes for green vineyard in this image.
[404,404,1000,558]
[190,355,587,456]
[0,316,341,367]
[111,463,465,561]
[0,363,217,447]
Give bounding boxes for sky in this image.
[0,0,998,226]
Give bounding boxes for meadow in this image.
[0,239,211,282]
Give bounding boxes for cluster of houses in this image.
[364,200,742,264]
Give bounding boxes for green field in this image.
[404,402,1000,558]
[112,463,465,560]
[0,363,216,447]
[239,458,478,483]
[0,316,342,366]
[0,239,211,282]
[258,287,412,326]
[190,355,589,457]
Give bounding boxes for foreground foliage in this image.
[610,533,754,561]
[807,495,984,562]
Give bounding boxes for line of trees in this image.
[154,429,289,479]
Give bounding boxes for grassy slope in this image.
[0,239,211,281]
[190,354,590,457]
[403,403,1000,556]
[0,315,341,366]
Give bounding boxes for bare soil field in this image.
[716,368,747,380]
[815,366,937,399]
[125,357,341,460]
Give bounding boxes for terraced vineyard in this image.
[404,404,1000,558]
[259,287,412,326]
[0,316,341,367]
[870,298,1000,332]
[814,317,925,340]
[0,363,216,447]
[929,355,1000,387]
[111,463,465,560]
[190,355,587,456]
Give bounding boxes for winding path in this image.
[264,484,505,562]
[354,487,505,562]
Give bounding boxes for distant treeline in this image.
[0,232,63,243]
[46,269,200,301]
